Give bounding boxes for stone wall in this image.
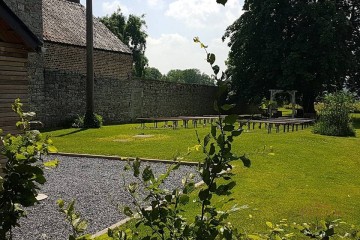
[44,42,133,79]
[41,70,217,127]
[3,0,43,38]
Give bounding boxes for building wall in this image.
[44,42,133,79]
[2,0,43,38]
[42,70,217,127]
[3,0,45,123]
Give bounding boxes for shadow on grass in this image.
[50,128,88,137]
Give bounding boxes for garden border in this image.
[50,152,200,166]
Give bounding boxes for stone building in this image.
[0,0,42,133]
[1,0,217,128]
[1,0,134,127]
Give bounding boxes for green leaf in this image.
[224,114,238,125]
[231,129,242,137]
[266,221,273,228]
[124,206,134,217]
[198,189,210,201]
[216,0,227,6]
[142,166,154,182]
[133,159,141,177]
[325,227,335,236]
[212,65,220,75]
[211,125,217,138]
[44,159,60,168]
[179,194,190,205]
[207,53,216,65]
[76,220,88,232]
[223,125,234,132]
[128,182,138,194]
[165,194,172,202]
[48,145,58,153]
[35,175,46,184]
[209,143,216,155]
[15,153,27,161]
[240,155,251,168]
[57,199,64,208]
[203,134,211,147]
[183,182,195,194]
[221,104,235,111]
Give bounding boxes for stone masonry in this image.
[44,42,133,79]
[43,70,217,127]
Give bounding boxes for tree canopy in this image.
[143,67,215,85]
[100,9,148,78]
[224,0,359,112]
[144,67,163,80]
[165,69,215,85]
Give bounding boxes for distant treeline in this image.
[144,67,215,86]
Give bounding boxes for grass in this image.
[45,115,360,237]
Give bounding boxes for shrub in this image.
[0,99,58,239]
[283,103,302,110]
[354,101,360,113]
[313,91,356,137]
[72,114,103,128]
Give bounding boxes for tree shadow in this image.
[50,128,88,137]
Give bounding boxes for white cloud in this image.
[165,0,243,29]
[102,1,130,16]
[146,33,229,76]
[147,0,165,8]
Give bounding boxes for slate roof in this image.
[42,0,132,54]
[0,0,42,50]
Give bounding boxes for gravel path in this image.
[12,155,199,240]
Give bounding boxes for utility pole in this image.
[84,0,96,127]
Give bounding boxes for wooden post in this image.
[84,0,95,127]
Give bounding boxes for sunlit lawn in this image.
[45,114,360,237]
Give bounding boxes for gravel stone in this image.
[12,155,200,240]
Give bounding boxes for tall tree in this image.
[165,69,215,85]
[342,0,360,95]
[224,0,358,112]
[100,9,148,78]
[144,67,163,80]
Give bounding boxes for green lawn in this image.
[45,115,360,237]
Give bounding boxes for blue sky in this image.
[79,0,244,76]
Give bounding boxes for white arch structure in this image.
[269,89,297,118]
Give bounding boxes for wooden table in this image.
[238,118,315,133]
[137,117,183,129]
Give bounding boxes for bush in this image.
[72,114,103,128]
[354,101,360,113]
[283,103,302,110]
[0,99,58,239]
[313,91,356,137]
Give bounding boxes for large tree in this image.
[100,9,148,77]
[164,69,215,86]
[224,0,359,112]
[342,0,360,95]
[144,67,163,80]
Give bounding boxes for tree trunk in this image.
[302,92,316,114]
